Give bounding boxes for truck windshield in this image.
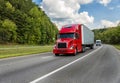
[96,41,101,43]
[58,33,74,38]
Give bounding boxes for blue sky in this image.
[32,0,120,29]
[32,0,42,5]
[80,1,120,22]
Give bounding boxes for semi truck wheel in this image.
[73,48,77,56]
[90,45,94,49]
[55,54,59,56]
[82,46,86,53]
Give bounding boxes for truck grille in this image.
[58,43,66,48]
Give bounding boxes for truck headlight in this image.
[70,46,74,49]
[54,45,57,49]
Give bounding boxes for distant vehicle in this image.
[53,24,94,56]
[96,40,102,46]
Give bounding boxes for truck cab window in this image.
[58,33,74,38]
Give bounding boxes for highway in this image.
[0,45,120,83]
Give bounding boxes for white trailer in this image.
[81,24,94,49]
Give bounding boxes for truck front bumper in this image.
[53,48,75,54]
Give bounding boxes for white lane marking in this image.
[0,52,51,61]
[30,46,103,83]
[0,46,53,50]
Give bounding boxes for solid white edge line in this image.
[30,46,103,83]
[0,52,52,61]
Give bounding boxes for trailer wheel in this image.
[90,45,94,49]
[82,46,86,53]
[55,54,59,56]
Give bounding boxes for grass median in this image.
[0,45,53,59]
[114,45,120,50]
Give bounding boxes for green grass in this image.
[0,45,53,59]
[114,45,120,50]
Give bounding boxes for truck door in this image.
[75,33,81,52]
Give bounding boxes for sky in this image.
[32,0,120,29]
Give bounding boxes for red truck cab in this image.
[53,24,82,56]
[53,24,94,56]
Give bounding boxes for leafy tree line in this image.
[93,25,120,44]
[0,0,58,44]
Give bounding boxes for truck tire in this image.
[55,54,59,56]
[81,46,86,53]
[90,45,94,49]
[73,48,77,56]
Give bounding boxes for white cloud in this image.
[72,12,94,24]
[78,0,93,4]
[98,0,111,6]
[101,20,119,27]
[41,0,94,29]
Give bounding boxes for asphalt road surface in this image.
[0,45,120,83]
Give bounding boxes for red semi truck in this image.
[53,24,94,56]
